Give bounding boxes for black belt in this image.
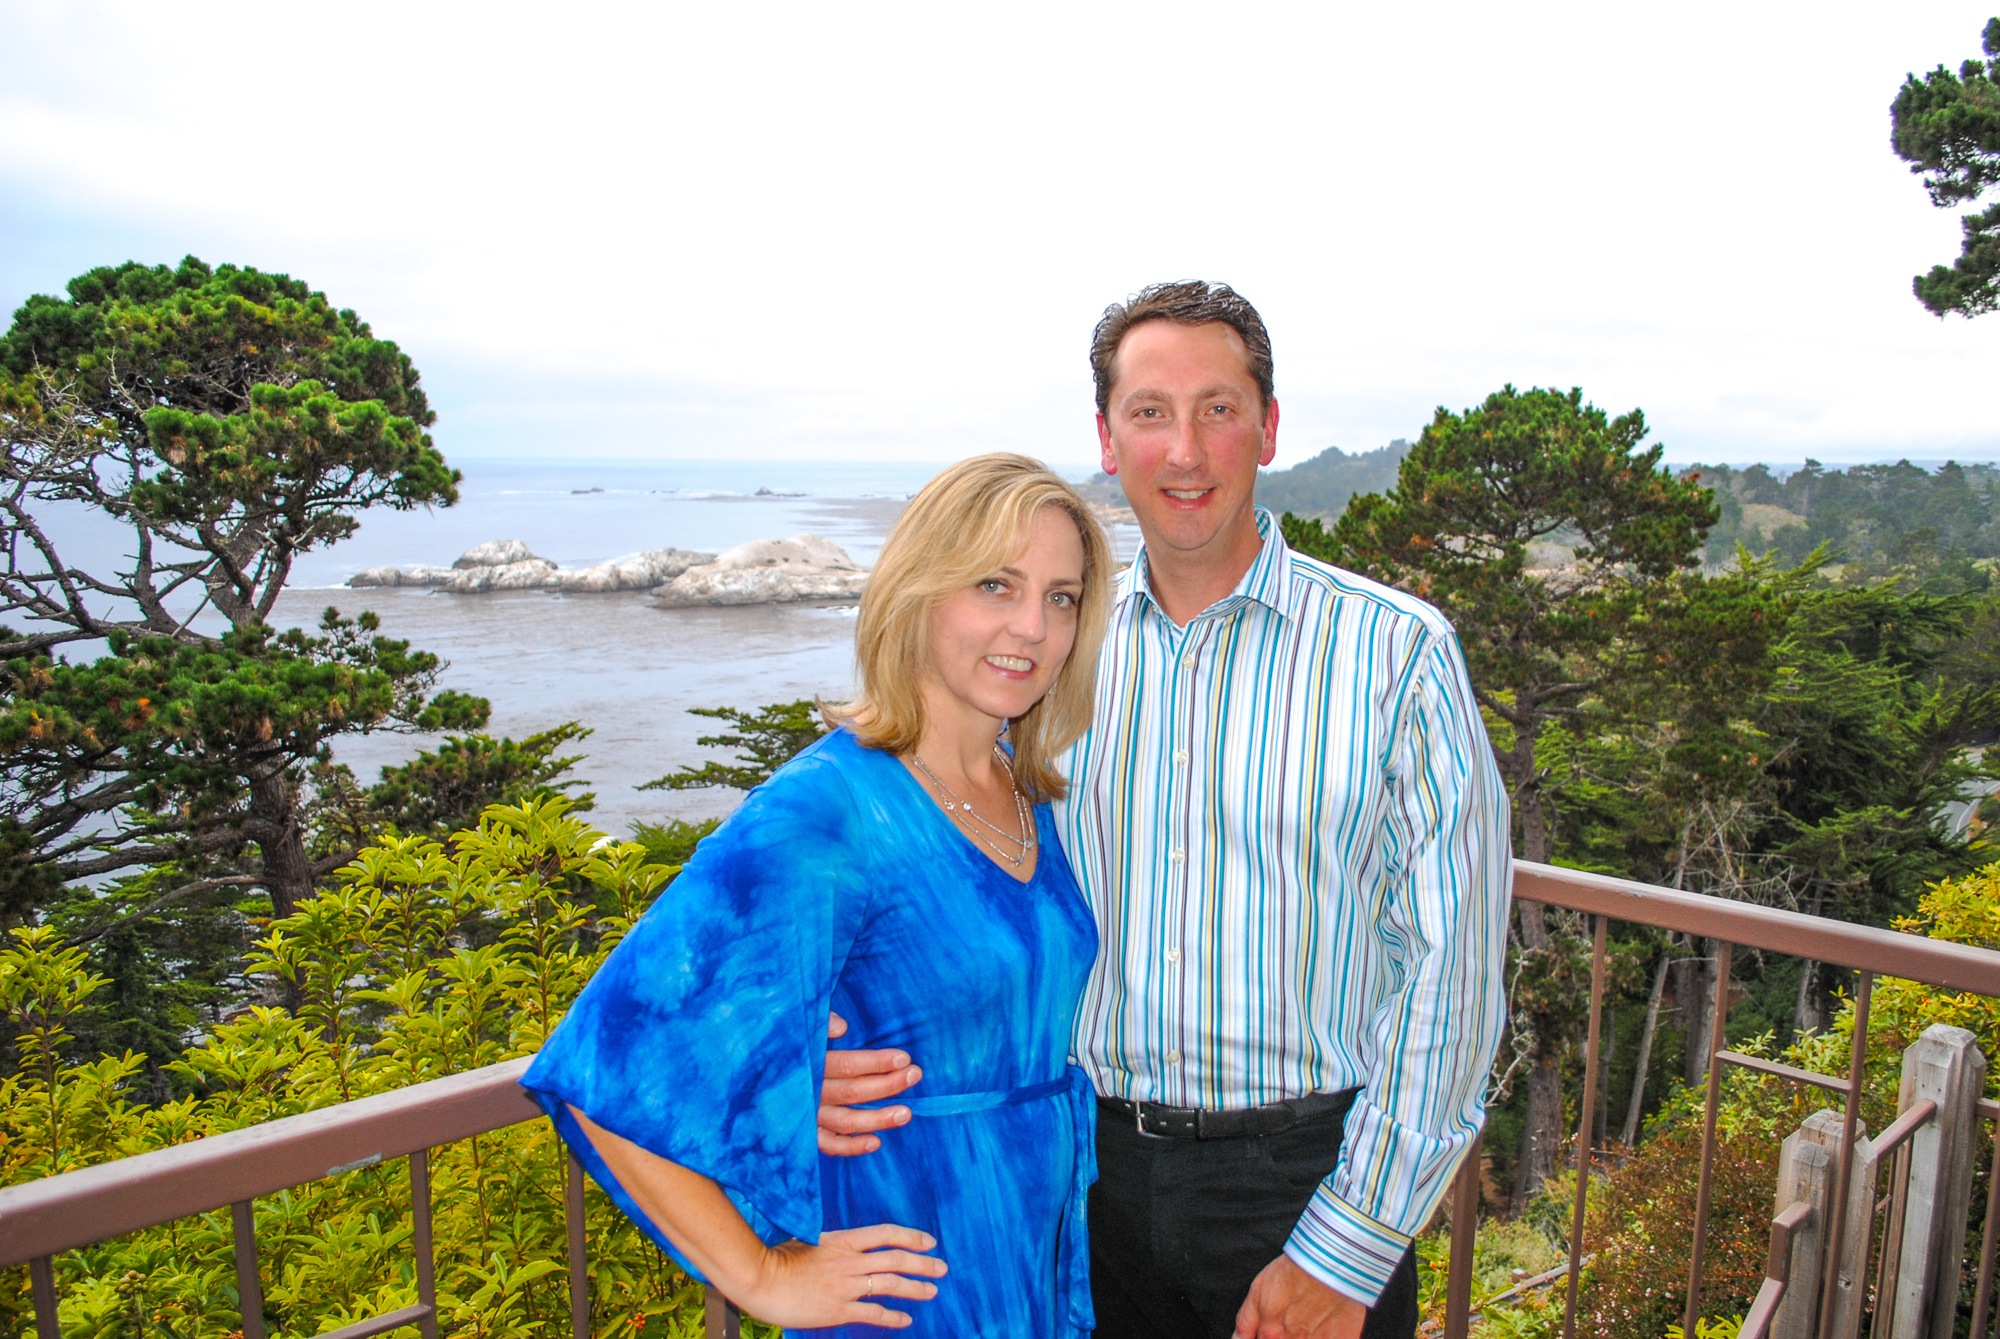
[1099,1087,1358,1140]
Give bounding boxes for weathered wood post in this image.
[1790,1108,1874,1339]
[1770,1133,1830,1339]
[1887,1023,1987,1339]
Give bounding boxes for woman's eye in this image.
[980,579,1007,594]
[1048,591,1075,608]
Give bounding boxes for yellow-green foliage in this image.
[1790,862,2000,1135]
[0,797,775,1339]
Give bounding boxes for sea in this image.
[255,458,1134,836]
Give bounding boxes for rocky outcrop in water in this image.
[654,535,869,607]
[350,542,716,594]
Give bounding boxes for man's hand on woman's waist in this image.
[819,1011,923,1156]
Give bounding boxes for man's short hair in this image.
[1089,280,1274,417]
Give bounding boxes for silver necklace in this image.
[909,746,1036,868]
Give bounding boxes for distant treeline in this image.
[1085,446,2000,577]
[1688,460,2000,570]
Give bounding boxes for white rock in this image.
[550,548,714,593]
[710,534,863,572]
[350,564,458,588]
[443,559,561,593]
[655,535,868,607]
[455,539,547,568]
[348,543,719,593]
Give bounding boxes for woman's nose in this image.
[1008,598,1048,643]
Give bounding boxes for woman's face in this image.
[921,506,1087,741]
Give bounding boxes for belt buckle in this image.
[1134,1100,1173,1140]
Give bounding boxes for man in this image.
[823,282,1511,1339]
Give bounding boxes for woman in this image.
[522,454,1114,1335]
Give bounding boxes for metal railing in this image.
[0,1058,741,1339]
[4,859,1999,1338]
[1439,862,2000,1339]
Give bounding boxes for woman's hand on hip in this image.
[737,1224,947,1330]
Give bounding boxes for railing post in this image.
[1887,1024,1986,1339]
[1561,915,1609,1339]
[703,1286,741,1338]
[1683,939,1734,1336]
[1769,1131,1830,1339]
[29,1256,58,1339]
[410,1149,440,1339]
[231,1199,267,1339]
[1789,1109,1873,1339]
[1443,1129,1482,1339]
[1971,1103,2000,1339]
[1817,970,1872,1339]
[566,1152,590,1339]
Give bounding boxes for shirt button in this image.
[1174,748,1189,765]
[1167,947,1181,963]
[1166,1051,1181,1066]
[1181,654,1195,669]
[1169,848,1185,864]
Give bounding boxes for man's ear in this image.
[1259,398,1280,468]
[1097,414,1119,475]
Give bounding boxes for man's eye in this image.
[1208,403,1231,416]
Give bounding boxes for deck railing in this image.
[1483,862,2000,1339]
[4,860,2000,1338]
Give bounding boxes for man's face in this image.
[1096,319,1279,565]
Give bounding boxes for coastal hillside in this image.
[1076,440,1409,519]
[1687,459,2000,570]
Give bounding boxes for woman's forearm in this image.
[567,1105,770,1299]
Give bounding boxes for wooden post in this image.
[1770,1133,1830,1339]
[1888,1024,1987,1339]
[703,1288,741,1339]
[1791,1108,1874,1339]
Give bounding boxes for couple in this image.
[522,282,1512,1338]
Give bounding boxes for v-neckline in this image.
[889,751,1043,886]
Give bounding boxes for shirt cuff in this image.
[1283,1184,1414,1309]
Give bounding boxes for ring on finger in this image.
[864,1274,875,1297]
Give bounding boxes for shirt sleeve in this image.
[1285,625,1512,1305]
[519,751,871,1280]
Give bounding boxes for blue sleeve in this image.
[519,751,871,1278]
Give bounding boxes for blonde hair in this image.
[829,453,1113,801]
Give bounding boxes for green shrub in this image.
[0,797,774,1339]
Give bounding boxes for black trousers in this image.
[1088,1096,1419,1339]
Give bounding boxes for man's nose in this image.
[1164,414,1202,472]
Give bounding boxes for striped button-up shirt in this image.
[1054,507,1511,1306]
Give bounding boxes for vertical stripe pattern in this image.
[1055,508,1512,1306]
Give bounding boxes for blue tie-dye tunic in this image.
[521,727,1099,1337]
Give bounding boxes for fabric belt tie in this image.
[859,1065,1097,1335]
[1099,1086,1358,1140]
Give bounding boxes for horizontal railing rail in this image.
[0,1058,538,1268]
[1513,861,2000,993]
[3,858,1997,1339]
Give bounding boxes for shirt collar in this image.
[1119,505,1295,624]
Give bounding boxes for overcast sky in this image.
[2,1,1996,472]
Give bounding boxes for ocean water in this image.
[263,458,1135,836]
[27,457,1135,835]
